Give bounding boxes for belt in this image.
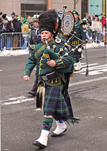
[41,75,48,81]
[40,71,59,81]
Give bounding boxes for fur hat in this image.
[39,9,61,38]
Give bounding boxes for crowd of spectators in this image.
[82,12,107,44]
[0,11,39,50]
[0,11,107,51]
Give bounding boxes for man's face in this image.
[27,16,31,21]
[95,17,98,21]
[74,14,78,21]
[86,15,88,19]
[41,30,53,43]
[35,21,39,28]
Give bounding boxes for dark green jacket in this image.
[70,20,86,47]
[24,39,74,86]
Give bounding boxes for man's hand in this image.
[23,75,30,81]
[47,60,56,67]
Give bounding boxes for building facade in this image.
[0,0,106,18]
[21,0,47,17]
[21,0,82,17]
[88,0,106,15]
[0,0,21,16]
[0,0,82,17]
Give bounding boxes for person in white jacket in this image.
[90,15,103,43]
[91,15,98,42]
[97,15,103,43]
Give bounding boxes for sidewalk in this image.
[0,42,106,57]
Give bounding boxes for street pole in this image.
[74,0,78,9]
[47,0,52,10]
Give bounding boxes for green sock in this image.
[42,117,53,131]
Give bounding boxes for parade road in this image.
[1,46,107,151]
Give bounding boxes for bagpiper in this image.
[23,9,79,148]
[70,9,87,70]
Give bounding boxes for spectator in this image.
[21,18,29,49]
[0,18,5,50]
[88,15,92,26]
[91,13,95,20]
[97,15,103,43]
[6,16,14,50]
[2,14,8,47]
[20,16,24,27]
[29,15,40,53]
[101,12,106,28]
[12,15,21,50]
[28,17,36,31]
[27,16,31,21]
[11,12,15,18]
[2,14,8,30]
[84,13,91,26]
[101,12,106,44]
[90,15,98,42]
[0,12,3,19]
[103,20,107,45]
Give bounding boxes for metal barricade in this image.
[0,33,4,51]
[0,32,30,51]
[87,27,104,43]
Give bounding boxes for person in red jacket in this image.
[101,12,106,44]
[101,12,106,28]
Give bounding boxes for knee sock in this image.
[42,117,53,131]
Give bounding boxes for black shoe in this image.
[33,140,46,148]
[51,128,67,137]
[27,90,36,96]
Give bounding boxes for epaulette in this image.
[29,44,35,50]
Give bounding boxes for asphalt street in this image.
[0,46,107,151]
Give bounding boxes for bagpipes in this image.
[39,34,88,77]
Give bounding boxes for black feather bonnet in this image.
[39,9,61,38]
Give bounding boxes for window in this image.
[81,0,88,19]
[21,4,47,17]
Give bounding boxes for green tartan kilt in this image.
[44,85,70,121]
